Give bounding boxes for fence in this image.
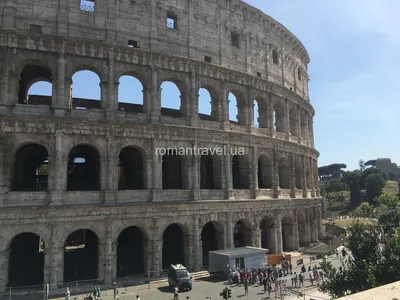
[0,269,172,300]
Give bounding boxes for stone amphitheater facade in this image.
[0,0,322,291]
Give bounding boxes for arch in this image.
[67,145,100,191]
[162,223,188,269]
[160,80,185,118]
[117,226,148,277]
[232,155,250,189]
[118,75,144,113]
[12,144,49,191]
[278,157,290,189]
[8,232,45,287]
[258,154,272,189]
[294,157,304,189]
[200,155,222,189]
[289,106,299,136]
[281,215,295,251]
[198,86,218,121]
[201,221,224,266]
[118,147,145,190]
[17,64,52,105]
[71,70,101,109]
[298,213,307,247]
[162,154,186,189]
[228,90,246,124]
[233,219,252,247]
[63,229,99,282]
[260,216,275,252]
[273,100,286,133]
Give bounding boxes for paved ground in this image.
[3,252,344,300]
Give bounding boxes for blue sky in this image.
[30,0,400,171]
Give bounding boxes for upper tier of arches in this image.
[0,0,310,90]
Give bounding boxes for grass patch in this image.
[322,218,377,228]
[383,180,399,195]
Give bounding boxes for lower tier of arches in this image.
[0,200,323,292]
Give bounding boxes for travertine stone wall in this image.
[0,0,322,291]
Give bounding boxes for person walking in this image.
[113,282,119,300]
[65,287,70,300]
[244,278,249,295]
[136,295,141,300]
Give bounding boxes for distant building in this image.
[375,158,400,176]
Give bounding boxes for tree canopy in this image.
[318,163,347,180]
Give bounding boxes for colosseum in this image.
[0,0,322,291]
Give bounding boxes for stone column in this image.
[276,214,283,253]
[304,209,311,246]
[0,64,9,108]
[220,82,229,129]
[284,99,290,135]
[151,236,162,277]
[100,157,108,197]
[267,94,274,135]
[0,250,9,293]
[311,159,316,197]
[99,81,109,109]
[151,141,162,202]
[223,148,233,199]
[64,78,72,109]
[51,130,64,205]
[226,213,234,249]
[189,71,198,126]
[108,49,116,110]
[250,147,258,198]
[104,220,114,285]
[267,225,279,254]
[296,107,302,143]
[55,53,66,110]
[251,229,261,248]
[149,68,160,123]
[247,87,254,132]
[105,136,117,203]
[290,155,296,198]
[7,71,18,105]
[185,235,193,270]
[292,223,300,250]
[192,153,200,200]
[192,218,201,271]
[272,150,279,198]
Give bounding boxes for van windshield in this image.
[176,270,189,279]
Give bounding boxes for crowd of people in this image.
[227,255,324,297]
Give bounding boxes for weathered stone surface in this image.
[0,0,321,291]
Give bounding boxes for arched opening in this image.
[233,220,252,247]
[281,216,295,251]
[67,145,100,191]
[278,158,290,189]
[162,154,185,189]
[289,106,298,136]
[162,224,186,269]
[117,226,147,277]
[71,70,101,109]
[295,158,303,189]
[298,213,307,247]
[161,81,182,118]
[260,217,275,253]
[18,65,52,105]
[118,147,144,190]
[273,101,286,133]
[232,155,250,189]
[272,49,279,65]
[8,233,45,287]
[118,75,144,113]
[200,155,214,189]
[253,100,259,127]
[258,155,272,189]
[228,92,238,123]
[198,88,213,120]
[12,144,49,191]
[64,229,99,282]
[201,222,224,266]
[297,67,302,81]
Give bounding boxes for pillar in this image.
[100,81,109,109]
[0,250,9,293]
[267,225,279,253]
[251,229,261,248]
[107,49,116,110]
[149,68,160,123]
[284,99,290,135]
[224,146,233,199]
[100,157,108,194]
[192,153,200,200]
[104,220,114,285]
[185,235,193,270]
[220,82,229,129]
[151,141,162,202]
[8,71,18,105]
[51,130,65,205]
[276,214,283,253]
[192,218,201,271]
[0,64,10,108]
[293,223,299,250]
[105,136,117,203]
[151,238,162,277]
[267,94,274,134]
[272,150,279,198]
[189,71,198,126]
[55,53,66,109]
[290,155,296,198]
[250,147,258,198]
[247,87,254,132]
[226,214,234,249]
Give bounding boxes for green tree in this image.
[318,163,347,180]
[365,159,377,168]
[351,202,374,218]
[324,179,348,210]
[365,173,385,202]
[359,168,388,189]
[359,159,366,172]
[342,170,362,206]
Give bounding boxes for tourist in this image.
[113,282,119,300]
[65,287,70,300]
[244,278,249,295]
